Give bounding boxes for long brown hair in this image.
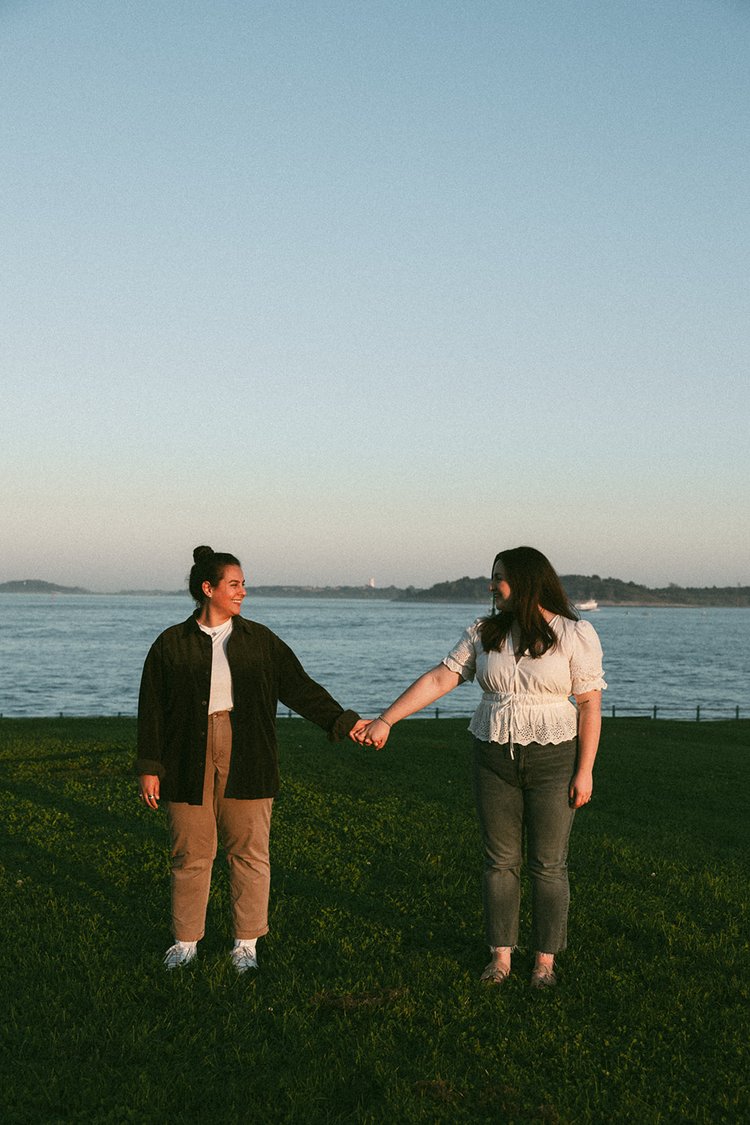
[479,546,577,656]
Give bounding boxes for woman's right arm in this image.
[135,640,166,807]
[353,663,463,748]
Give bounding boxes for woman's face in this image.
[203,564,246,619]
[489,559,512,609]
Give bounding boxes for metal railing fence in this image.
[1,704,747,721]
[277,704,748,723]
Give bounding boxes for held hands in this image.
[349,717,392,750]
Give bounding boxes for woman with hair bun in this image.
[137,546,360,972]
[351,546,605,989]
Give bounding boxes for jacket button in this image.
[201,700,208,706]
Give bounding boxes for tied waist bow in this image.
[480,691,571,759]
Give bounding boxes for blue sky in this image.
[2,0,748,590]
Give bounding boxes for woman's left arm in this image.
[276,639,360,739]
[569,690,602,808]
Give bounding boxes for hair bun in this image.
[193,545,214,563]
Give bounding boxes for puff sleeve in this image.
[442,619,482,683]
[569,620,607,695]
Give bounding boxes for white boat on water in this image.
[575,599,599,611]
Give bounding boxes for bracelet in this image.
[377,715,392,728]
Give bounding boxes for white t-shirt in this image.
[198,618,234,714]
[443,615,606,747]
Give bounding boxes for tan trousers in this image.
[167,711,273,942]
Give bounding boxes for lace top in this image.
[442,616,606,748]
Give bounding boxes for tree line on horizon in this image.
[2,575,749,606]
[399,574,750,607]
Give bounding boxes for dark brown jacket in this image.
[136,614,359,803]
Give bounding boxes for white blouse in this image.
[443,616,606,749]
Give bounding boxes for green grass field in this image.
[1,716,748,1124]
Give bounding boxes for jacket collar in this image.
[183,612,252,635]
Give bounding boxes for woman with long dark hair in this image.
[351,546,605,987]
[137,546,360,972]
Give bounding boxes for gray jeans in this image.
[472,738,577,954]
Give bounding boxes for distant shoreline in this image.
[1,577,749,608]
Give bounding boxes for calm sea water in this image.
[1,594,748,720]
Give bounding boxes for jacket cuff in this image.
[135,758,165,778]
[327,709,361,742]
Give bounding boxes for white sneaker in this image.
[163,941,198,970]
[230,942,258,973]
